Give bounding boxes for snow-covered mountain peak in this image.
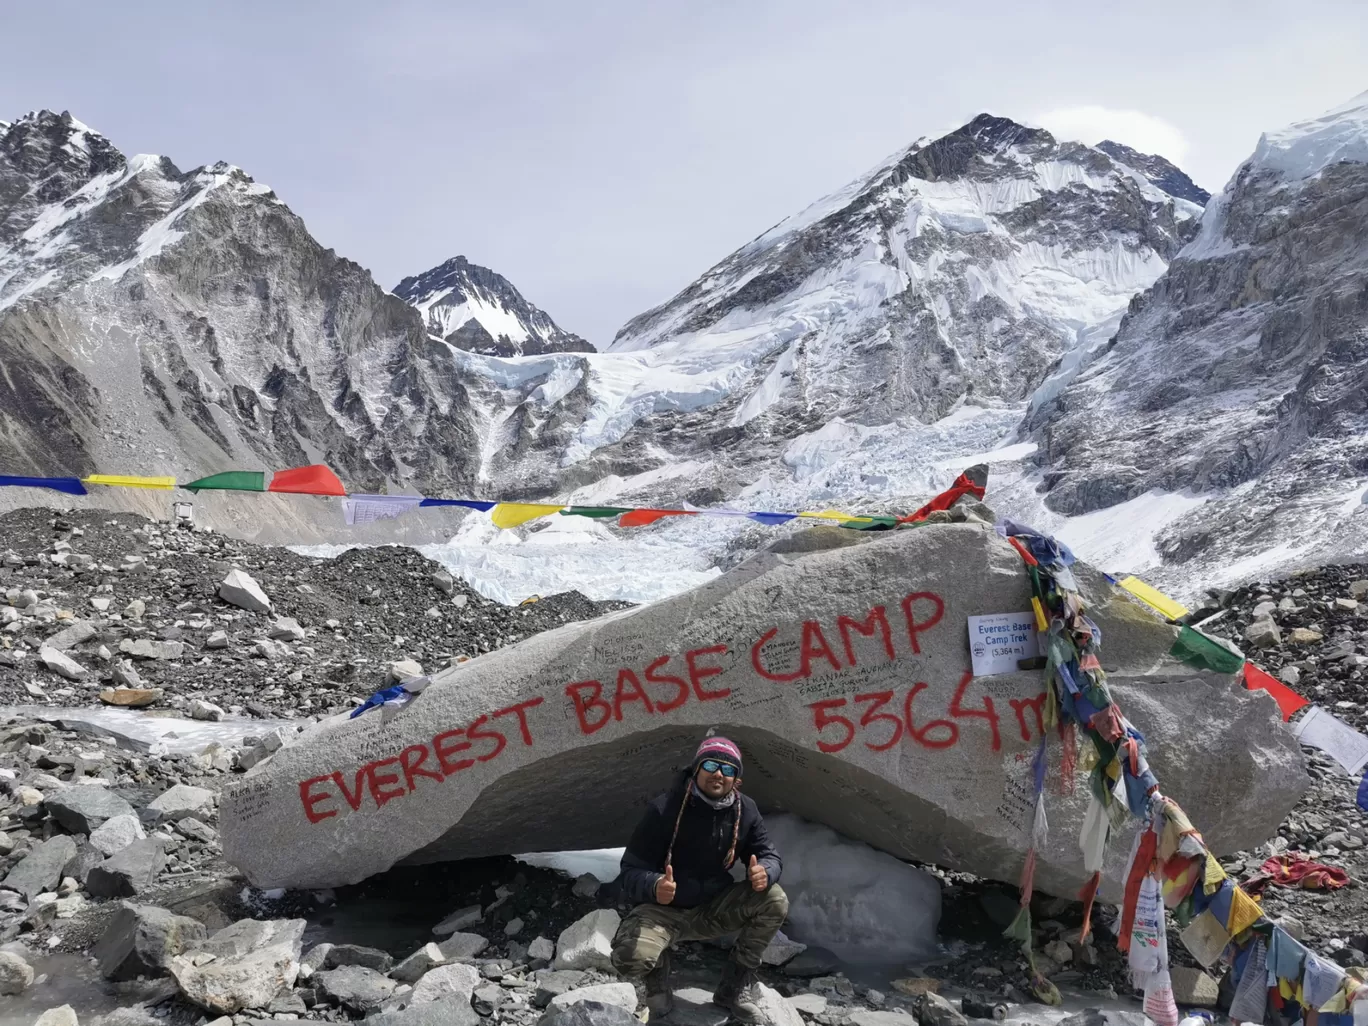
[393,255,592,357]
[600,111,1197,433]
[1248,89,1368,182]
[898,113,1056,179]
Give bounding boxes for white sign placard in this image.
[967,611,1041,677]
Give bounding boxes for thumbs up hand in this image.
[655,864,677,905]
[748,855,767,892]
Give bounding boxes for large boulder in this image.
[553,910,619,971]
[219,524,1309,900]
[46,786,137,834]
[85,838,166,898]
[218,570,271,613]
[3,835,77,900]
[93,902,208,980]
[169,917,305,1014]
[146,784,215,824]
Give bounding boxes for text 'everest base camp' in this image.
[223,518,1309,903]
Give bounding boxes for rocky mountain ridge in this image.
[1022,90,1368,588]
[0,109,484,524]
[1095,140,1212,207]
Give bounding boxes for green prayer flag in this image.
[1170,626,1244,674]
[560,506,631,519]
[838,515,900,531]
[183,471,266,493]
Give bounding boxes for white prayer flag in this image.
[1294,706,1368,775]
[342,494,423,526]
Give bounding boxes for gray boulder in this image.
[46,785,136,834]
[146,784,215,824]
[534,970,590,1008]
[85,838,167,898]
[188,699,225,722]
[432,903,483,936]
[3,835,77,899]
[1169,966,1219,1007]
[435,931,488,961]
[63,841,106,885]
[39,645,86,680]
[220,525,1309,902]
[118,638,185,660]
[1245,619,1282,649]
[537,1000,639,1026]
[90,813,147,857]
[219,570,270,613]
[547,983,638,1014]
[553,910,619,971]
[313,965,398,1014]
[918,992,969,1026]
[47,620,97,650]
[411,962,481,1005]
[325,943,393,972]
[93,902,208,980]
[0,950,35,994]
[33,1007,79,1026]
[367,996,481,1026]
[169,918,306,1014]
[391,943,446,982]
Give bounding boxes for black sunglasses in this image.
[699,759,738,777]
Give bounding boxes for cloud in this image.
[1033,105,1190,166]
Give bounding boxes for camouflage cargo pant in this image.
[612,882,789,976]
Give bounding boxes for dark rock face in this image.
[394,256,593,356]
[1097,140,1212,206]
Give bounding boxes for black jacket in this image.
[618,773,782,909]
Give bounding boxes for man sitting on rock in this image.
[612,736,787,1023]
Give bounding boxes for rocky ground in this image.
[0,509,1365,1026]
[1194,566,1368,969]
[0,507,629,720]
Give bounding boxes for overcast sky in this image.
[4,1,1364,346]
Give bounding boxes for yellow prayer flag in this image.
[1179,909,1231,968]
[1202,851,1227,894]
[798,509,868,523]
[1226,885,1262,937]
[82,474,177,490]
[489,503,564,529]
[1031,596,1048,632]
[1117,576,1188,621]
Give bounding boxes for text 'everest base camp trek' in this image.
[1,88,1368,1026]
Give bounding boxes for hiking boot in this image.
[713,959,765,1024]
[644,948,674,1019]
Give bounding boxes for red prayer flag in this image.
[900,464,988,523]
[1242,662,1308,722]
[268,464,347,496]
[617,509,696,528]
